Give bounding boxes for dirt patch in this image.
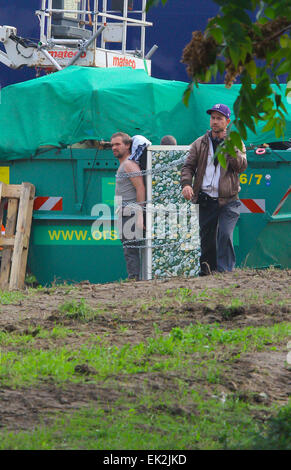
[0,269,290,431]
[0,382,124,430]
[224,350,291,403]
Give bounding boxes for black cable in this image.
[10,34,37,59]
[10,34,38,49]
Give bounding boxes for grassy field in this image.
[0,268,290,450]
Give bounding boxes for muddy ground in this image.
[0,269,290,432]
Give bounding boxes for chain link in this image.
[116,154,188,178]
[117,150,197,250]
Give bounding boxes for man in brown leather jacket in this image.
[181,104,247,276]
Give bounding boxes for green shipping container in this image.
[235,148,291,270]
[0,148,127,284]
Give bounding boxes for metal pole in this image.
[145,44,158,60]
[47,0,53,41]
[122,0,128,55]
[81,0,86,29]
[93,0,98,36]
[101,0,107,49]
[46,9,151,25]
[97,12,152,26]
[66,24,105,66]
[93,0,98,64]
[141,0,146,58]
[39,0,47,43]
[49,38,81,44]
[49,9,93,14]
[145,148,153,280]
[39,47,63,70]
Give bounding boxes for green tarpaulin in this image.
[0,66,290,159]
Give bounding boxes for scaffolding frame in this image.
[37,0,152,59]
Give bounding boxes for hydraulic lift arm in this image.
[0,1,156,73]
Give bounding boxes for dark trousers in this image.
[122,239,141,280]
[121,215,142,280]
[198,198,241,275]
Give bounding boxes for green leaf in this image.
[261,117,276,133]
[276,60,291,76]
[224,139,238,158]
[233,96,241,118]
[254,78,272,101]
[233,9,252,26]
[230,131,243,151]
[245,60,257,81]
[257,17,269,25]
[240,112,257,133]
[279,35,290,49]
[217,151,227,169]
[217,59,226,75]
[229,45,241,68]
[275,120,284,139]
[210,63,218,80]
[235,120,247,141]
[210,27,224,44]
[272,48,290,62]
[240,89,260,119]
[264,7,276,19]
[182,82,193,107]
[262,99,274,113]
[205,68,212,82]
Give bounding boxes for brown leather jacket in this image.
[181,132,247,206]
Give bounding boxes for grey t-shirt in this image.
[115,160,137,210]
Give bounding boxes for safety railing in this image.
[37,0,153,59]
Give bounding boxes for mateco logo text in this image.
[113,56,136,69]
[48,50,87,59]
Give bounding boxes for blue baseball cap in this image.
[206,103,231,119]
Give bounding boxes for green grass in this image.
[167,287,210,303]
[1,396,290,450]
[0,289,26,305]
[0,322,289,388]
[58,299,105,322]
[0,326,77,348]
[164,284,291,311]
[237,403,291,450]
[0,403,251,450]
[0,275,290,450]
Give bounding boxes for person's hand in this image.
[182,185,194,200]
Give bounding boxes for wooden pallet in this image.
[0,183,35,290]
